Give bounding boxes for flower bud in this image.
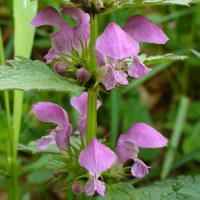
[76,68,89,82]
[96,0,105,10]
[54,62,68,76]
[72,183,84,195]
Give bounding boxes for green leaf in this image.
[27,170,54,184]
[96,176,200,200]
[22,154,56,173]
[190,49,200,58]
[118,0,200,7]
[104,0,200,15]
[18,141,60,155]
[142,53,188,65]
[0,56,84,95]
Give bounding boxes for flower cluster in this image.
[31,6,168,91]
[33,92,168,196]
[31,4,169,197]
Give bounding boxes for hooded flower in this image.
[95,15,168,90]
[31,6,90,64]
[70,92,101,140]
[78,138,117,196]
[33,102,72,150]
[116,123,168,178]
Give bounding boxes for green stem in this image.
[86,89,97,145]
[88,14,98,73]
[13,91,24,158]
[7,91,24,200]
[1,28,15,200]
[86,14,99,145]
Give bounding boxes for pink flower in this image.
[95,16,168,90]
[78,138,117,196]
[116,123,168,178]
[32,102,72,149]
[31,6,90,64]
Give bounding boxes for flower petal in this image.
[131,159,149,178]
[70,92,88,117]
[33,102,69,128]
[37,135,55,150]
[96,180,106,196]
[70,92,101,117]
[50,26,73,56]
[77,117,87,139]
[116,134,139,163]
[33,102,72,149]
[31,6,64,28]
[44,47,60,64]
[95,22,140,65]
[61,7,90,50]
[128,58,151,78]
[114,70,129,86]
[84,180,96,196]
[124,15,168,44]
[84,179,106,196]
[78,138,117,174]
[102,67,116,90]
[123,122,168,148]
[54,127,72,149]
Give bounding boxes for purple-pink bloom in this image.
[70,92,101,140]
[102,64,128,91]
[116,123,168,178]
[95,16,168,90]
[78,138,117,196]
[127,58,152,78]
[32,102,72,150]
[31,6,90,64]
[95,23,140,65]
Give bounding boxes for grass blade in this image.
[161,96,189,180]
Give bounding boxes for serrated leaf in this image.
[142,53,188,65]
[97,176,200,200]
[105,0,200,14]
[141,0,200,6]
[0,56,84,95]
[119,0,200,7]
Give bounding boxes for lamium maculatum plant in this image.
[29,3,169,197]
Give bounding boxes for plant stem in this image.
[86,14,98,145]
[86,89,98,145]
[88,14,98,73]
[0,28,15,200]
